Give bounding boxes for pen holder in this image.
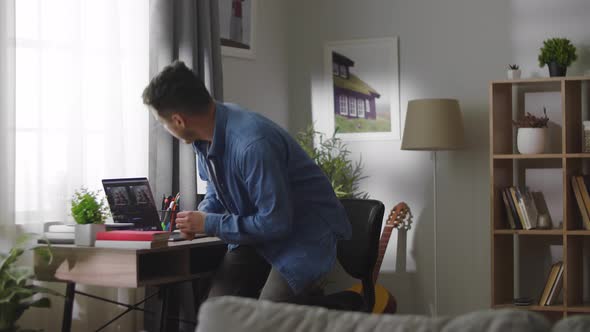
[158,210,177,231]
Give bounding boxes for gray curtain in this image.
[148,0,224,210]
[147,1,223,330]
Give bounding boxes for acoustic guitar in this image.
[348,202,412,314]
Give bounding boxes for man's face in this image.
[151,108,198,144]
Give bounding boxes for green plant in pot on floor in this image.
[71,187,109,246]
[0,234,60,332]
[538,37,577,77]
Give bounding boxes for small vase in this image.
[517,128,547,154]
[548,62,567,77]
[507,69,521,80]
[75,224,106,246]
[537,214,552,229]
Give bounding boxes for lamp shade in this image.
[401,98,465,151]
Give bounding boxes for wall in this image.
[221,0,290,128]
[198,0,291,194]
[286,0,590,316]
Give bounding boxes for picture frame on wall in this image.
[219,0,256,59]
[322,37,400,141]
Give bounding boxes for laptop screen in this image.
[102,177,161,230]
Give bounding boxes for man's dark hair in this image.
[142,61,212,115]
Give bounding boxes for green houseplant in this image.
[0,234,59,332]
[296,126,368,199]
[71,188,109,246]
[538,38,577,77]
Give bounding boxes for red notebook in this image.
[96,230,170,242]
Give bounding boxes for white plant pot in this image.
[517,128,547,154]
[507,69,521,80]
[75,224,106,246]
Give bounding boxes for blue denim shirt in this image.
[193,102,351,293]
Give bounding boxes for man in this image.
[142,61,351,302]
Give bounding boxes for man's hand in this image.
[175,211,207,238]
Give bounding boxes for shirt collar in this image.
[193,102,228,158]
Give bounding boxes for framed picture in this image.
[219,0,256,59]
[321,37,400,140]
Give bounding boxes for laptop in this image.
[102,177,203,241]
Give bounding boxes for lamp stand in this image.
[432,150,438,317]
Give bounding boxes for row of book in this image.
[539,261,564,306]
[501,187,550,230]
[570,175,590,230]
[95,231,170,249]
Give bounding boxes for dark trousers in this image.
[207,246,319,302]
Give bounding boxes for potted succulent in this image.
[538,37,577,77]
[507,64,521,80]
[0,234,60,331]
[71,188,109,246]
[513,108,550,154]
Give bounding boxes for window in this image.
[349,97,357,117]
[365,100,371,113]
[357,99,365,118]
[339,95,348,115]
[333,62,339,75]
[15,0,149,224]
[339,65,348,78]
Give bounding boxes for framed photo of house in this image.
[219,0,256,59]
[322,37,400,140]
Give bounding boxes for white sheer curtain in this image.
[14,0,149,225]
[0,0,15,249]
[8,0,150,331]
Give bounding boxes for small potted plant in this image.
[0,234,60,331]
[71,187,109,246]
[538,37,577,77]
[507,64,521,79]
[513,108,550,154]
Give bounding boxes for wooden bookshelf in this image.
[490,76,590,319]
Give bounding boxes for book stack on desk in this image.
[38,222,76,244]
[95,231,171,249]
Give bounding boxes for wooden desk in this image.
[34,237,226,332]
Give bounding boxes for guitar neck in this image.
[372,225,394,283]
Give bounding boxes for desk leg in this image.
[62,282,75,332]
[157,285,170,332]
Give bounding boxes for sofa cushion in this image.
[442,309,550,332]
[552,315,590,332]
[197,296,450,332]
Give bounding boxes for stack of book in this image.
[539,261,564,306]
[570,175,590,230]
[500,187,548,230]
[38,222,76,244]
[95,231,170,249]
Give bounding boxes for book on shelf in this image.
[509,187,530,229]
[504,188,522,229]
[539,262,563,306]
[573,176,590,230]
[501,189,517,229]
[522,189,539,229]
[94,240,168,249]
[546,263,564,306]
[96,230,170,242]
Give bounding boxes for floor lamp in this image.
[401,99,465,317]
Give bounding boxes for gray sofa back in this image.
[196,296,556,332]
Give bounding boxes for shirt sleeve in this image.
[204,139,293,244]
[196,155,226,214]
